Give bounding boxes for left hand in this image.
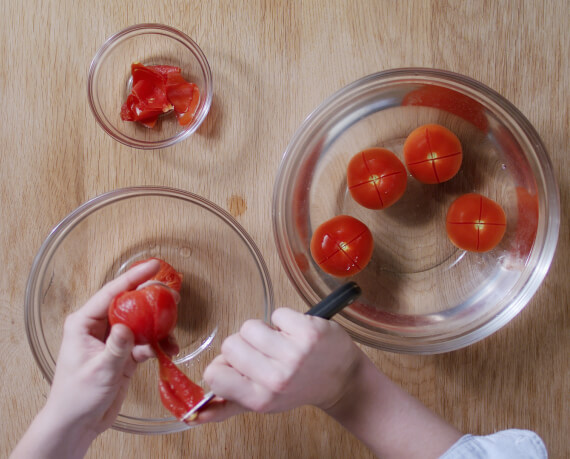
[44,259,177,436]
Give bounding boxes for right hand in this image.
[195,308,364,423]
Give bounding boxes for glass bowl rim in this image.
[272,67,560,354]
[25,186,274,433]
[87,23,213,150]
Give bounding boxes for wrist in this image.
[322,350,461,458]
[321,347,376,421]
[14,403,98,459]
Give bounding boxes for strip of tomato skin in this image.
[173,84,200,126]
[153,343,205,420]
[149,65,182,79]
[131,62,165,88]
[158,378,191,420]
[166,73,197,113]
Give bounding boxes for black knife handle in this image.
[305,282,361,319]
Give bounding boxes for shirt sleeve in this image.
[440,429,548,459]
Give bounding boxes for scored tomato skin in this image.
[404,124,463,184]
[310,215,374,277]
[446,193,507,252]
[347,148,407,210]
[108,284,178,344]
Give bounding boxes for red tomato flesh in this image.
[310,215,374,277]
[404,124,463,184]
[347,148,407,210]
[446,193,506,252]
[108,284,178,344]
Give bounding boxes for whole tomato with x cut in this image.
[347,148,407,210]
[446,193,507,252]
[310,215,374,277]
[404,124,463,184]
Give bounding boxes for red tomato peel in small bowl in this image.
[347,148,407,210]
[120,63,200,128]
[446,193,507,252]
[310,215,374,277]
[404,124,463,184]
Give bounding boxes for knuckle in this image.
[220,335,237,356]
[301,325,324,350]
[239,319,260,338]
[251,393,275,413]
[266,369,291,394]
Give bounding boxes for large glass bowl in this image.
[88,23,213,149]
[25,187,273,434]
[273,68,560,354]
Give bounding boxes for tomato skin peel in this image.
[120,63,200,128]
[154,344,205,421]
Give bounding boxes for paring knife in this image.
[181,282,362,422]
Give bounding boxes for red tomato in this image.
[131,257,183,292]
[403,124,463,184]
[310,215,374,277]
[446,193,507,252]
[347,148,407,209]
[109,284,178,344]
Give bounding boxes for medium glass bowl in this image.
[88,23,213,149]
[25,187,273,434]
[273,68,560,354]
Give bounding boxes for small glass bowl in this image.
[25,187,273,434]
[88,24,212,149]
[273,68,560,354]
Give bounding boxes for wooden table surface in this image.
[1,1,568,458]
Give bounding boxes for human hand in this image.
[11,259,182,459]
[43,259,177,437]
[194,308,364,423]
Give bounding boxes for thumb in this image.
[101,324,135,372]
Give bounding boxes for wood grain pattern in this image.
[1,1,568,457]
